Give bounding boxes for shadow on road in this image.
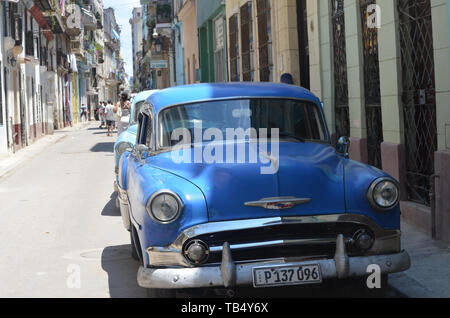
[90,142,115,153]
[101,192,120,217]
[101,245,146,298]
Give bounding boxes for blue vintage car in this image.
[117,83,410,297]
[113,90,159,197]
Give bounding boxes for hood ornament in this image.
[244,197,312,210]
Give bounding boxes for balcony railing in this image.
[57,51,69,69]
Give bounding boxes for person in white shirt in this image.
[105,101,115,137]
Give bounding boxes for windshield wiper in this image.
[278,132,306,143]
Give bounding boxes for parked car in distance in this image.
[113,90,159,206]
[117,83,410,297]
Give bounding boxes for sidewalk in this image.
[0,122,91,180]
[389,219,450,298]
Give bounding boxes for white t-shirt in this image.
[105,104,115,121]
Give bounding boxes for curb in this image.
[388,272,436,298]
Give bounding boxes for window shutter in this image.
[240,3,251,81]
[228,15,239,82]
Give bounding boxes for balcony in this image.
[81,7,97,30]
[71,41,85,58]
[104,32,120,52]
[57,51,69,71]
[34,0,52,11]
[43,9,65,34]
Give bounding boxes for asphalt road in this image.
[0,123,405,298]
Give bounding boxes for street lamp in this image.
[155,38,162,53]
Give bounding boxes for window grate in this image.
[360,0,383,169]
[228,14,240,82]
[332,0,350,139]
[256,0,272,82]
[398,0,437,206]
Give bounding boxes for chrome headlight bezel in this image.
[367,177,400,212]
[146,190,183,224]
[116,142,133,156]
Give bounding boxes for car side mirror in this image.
[337,137,350,158]
[134,144,149,161]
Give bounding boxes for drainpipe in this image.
[447,0,450,57]
[430,174,440,239]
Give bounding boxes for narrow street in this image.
[0,123,405,298]
[0,123,144,298]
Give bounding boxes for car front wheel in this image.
[130,226,142,262]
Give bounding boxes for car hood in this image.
[149,142,346,222]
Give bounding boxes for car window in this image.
[132,101,146,124]
[158,98,327,148]
[145,114,153,149]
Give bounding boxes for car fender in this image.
[343,159,401,230]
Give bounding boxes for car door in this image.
[127,106,154,226]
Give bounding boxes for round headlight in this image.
[117,142,132,156]
[367,178,400,211]
[146,191,183,223]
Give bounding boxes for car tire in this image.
[130,226,142,262]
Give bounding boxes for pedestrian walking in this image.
[115,93,132,135]
[80,104,88,122]
[98,102,106,128]
[105,100,115,137]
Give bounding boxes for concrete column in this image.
[431,0,450,243]
[344,0,368,164]
[377,0,407,199]
[318,0,335,135]
[307,0,321,99]
[273,0,300,84]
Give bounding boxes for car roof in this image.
[146,83,321,112]
[132,89,159,105]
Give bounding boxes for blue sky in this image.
[103,0,142,80]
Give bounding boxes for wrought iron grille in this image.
[257,0,272,82]
[360,0,383,169]
[228,14,240,82]
[398,0,437,206]
[241,2,252,81]
[332,0,350,139]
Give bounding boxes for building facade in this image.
[221,0,450,243]
[178,0,199,84]
[197,0,227,83]
[103,7,121,103]
[130,6,143,86]
[139,0,174,90]
[0,0,123,156]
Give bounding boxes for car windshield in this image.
[158,99,328,148]
[132,101,147,124]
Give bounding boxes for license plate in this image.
[252,264,322,288]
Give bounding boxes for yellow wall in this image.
[225,0,319,88]
[179,0,200,84]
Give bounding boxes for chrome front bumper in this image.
[137,235,411,289]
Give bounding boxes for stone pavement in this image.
[389,219,450,298]
[0,122,91,180]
